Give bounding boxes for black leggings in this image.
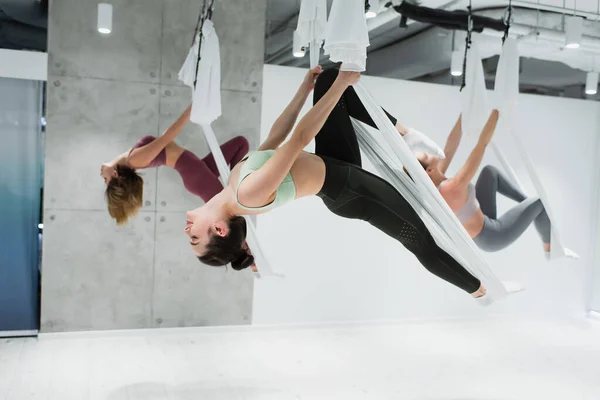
[314,68,481,294]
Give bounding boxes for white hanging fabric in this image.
[179,16,281,278]
[296,0,328,67]
[178,33,199,88]
[491,39,577,260]
[460,38,522,191]
[487,39,524,195]
[178,20,222,125]
[321,0,509,302]
[493,38,519,123]
[323,0,370,71]
[461,40,490,137]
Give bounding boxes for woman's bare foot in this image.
[543,242,551,260]
[395,121,409,136]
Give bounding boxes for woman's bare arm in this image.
[450,110,499,188]
[258,66,323,151]
[437,114,462,174]
[127,105,192,168]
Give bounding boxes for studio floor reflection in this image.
[1,317,599,400]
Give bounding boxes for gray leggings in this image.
[473,165,551,252]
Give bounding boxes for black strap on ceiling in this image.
[459,0,473,91]
[502,0,513,45]
[191,4,204,48]
[192,0,216,90]
[392,1,506,33]
[388,1,514,90]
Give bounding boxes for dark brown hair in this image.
[198,216,255,271]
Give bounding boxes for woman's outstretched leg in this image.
[324,162,483,296]
[474,197,550,252]
[314,69,482,296]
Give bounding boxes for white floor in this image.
[1,317,600,400]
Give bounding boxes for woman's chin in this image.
[187,206,204,218]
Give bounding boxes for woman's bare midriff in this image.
[440,185,485,238]
[461,210,485,238]
[288,152,327,198]
[165,142,185,167]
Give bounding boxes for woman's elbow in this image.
[292,127,312,147]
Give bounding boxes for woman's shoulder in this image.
[439,178,467,194]
[132,135,157,149]
[126,135,160,169]
[243,150,275,166]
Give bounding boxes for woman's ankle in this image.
[395,121,409,136]
[471,284,487,298]
[543,242,551,252]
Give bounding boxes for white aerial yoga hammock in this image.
[461,41,490,138]
[322,0,370,72]
[462,37,578,260]
[321,0,509,302]
[178,10,282,278]
[295,0,328,68]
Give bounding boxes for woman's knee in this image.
[476,165,499,190]
[232,136,249,153]
[314,68,339,93]
[529,198,544,212]
[480,165,498,178]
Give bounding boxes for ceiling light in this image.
[585,72,598,95]
[451,50,463,76]
[564,16,583,49]
[98,3,113,35]
[365,0,377,19]
[292,30,306,58]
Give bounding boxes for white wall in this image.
[589,112,600,313]
[252,64,600,325]
[0,49,47,81]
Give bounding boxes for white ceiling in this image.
[265,0,600,100]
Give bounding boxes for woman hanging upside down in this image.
[184,66,494,303]
[405,112,551,256]
[100,104,249,225]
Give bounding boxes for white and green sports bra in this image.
[234,150,297,211]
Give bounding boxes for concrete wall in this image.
[41,0,266,332]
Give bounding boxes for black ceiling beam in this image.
[392,1,507,33]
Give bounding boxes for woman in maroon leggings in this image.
[100,105,249,225]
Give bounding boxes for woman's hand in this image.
[183,104,192,119]
[335,71,361,87]
[100,162,118,184]
[302,65,323,92]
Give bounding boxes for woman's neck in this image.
[204,187,237,217]
[431,173,447,188]
[111,151,130,167]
